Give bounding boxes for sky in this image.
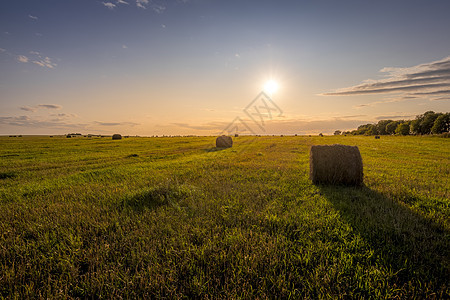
[1,0,449,135]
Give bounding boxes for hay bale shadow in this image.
[203,147,228,152]
[122,183,195,212]
[319,185,449,295]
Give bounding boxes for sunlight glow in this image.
[263,80,279,95]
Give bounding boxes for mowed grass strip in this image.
[0,135,448,298]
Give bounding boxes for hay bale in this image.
[309,144,363,186]
[216,135,233,148]
[375,135,380,139]
[112,134,122,140]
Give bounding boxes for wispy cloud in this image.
[51,113,77,118]
[20,106,36,112]
[95,121,140,126]
[33,57,57,69]
[101,0,167,13]
[353,95,419,108]
[135,0,166,12]
[28,15,38,20]
[136,0,149,9]
[37,104,62,110]
[17,55,29,63]
[19,104,62,112]
[102,2,116,9]
[324,56,450,104]
[171,116,372,135]
[13,51,57,69]
[0,115,86,130]
[374,115,414,120]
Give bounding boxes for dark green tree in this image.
[431,113,450,134]
[421,111,441,134]
[396,122,410,135]
[385,121,400,135]
[376,119,392,135]
[356,124,376,135]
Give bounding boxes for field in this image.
[0,135,449,298]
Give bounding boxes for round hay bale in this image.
[112,134,122,140]
[216,135,233,148]
[375,135,380,139]
[309,144,363,186]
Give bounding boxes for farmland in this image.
[0,135,449,298]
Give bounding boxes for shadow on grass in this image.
[0,171,16,180]
[203,147,230,152]
[319,185,449,292]
[121,183,195,212]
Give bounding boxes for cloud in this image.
[102,2,116,9]
[172,122,228,131]
[375,115,414,120]
[0,115,86,130]
[171,116,372,135]
[122,45,128,49]
[33,57,57,69]
[19,104,62,112]
[51,113,77,118]
[38,104,62,110]
[101,0,166,13]
[17,55,29,63]
[28,15,38,20]
[135,0,165,12]
[412,89,450,96]
[151,4,166,13]
[0,48,6,53]
[95,121,140,126]
[353,95,420,108]
[323,56,450,103]
[20,106,37,112]
[136,0,148,9]
[14,52,57,69]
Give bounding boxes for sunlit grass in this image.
[0,135,448,298]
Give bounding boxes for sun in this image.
[263,80,279,95]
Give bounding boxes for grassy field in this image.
[0,135,449,298]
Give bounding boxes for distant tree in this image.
[396,122,410,135]
[376,120,392,135]
[385,121,400,135]
[334,130,342,135]
[422,111,441,134]
[410,119,421,135]
[356,123,376,135]
[411,111,441,135]
[365,125,378,135]
[431,113,450,134]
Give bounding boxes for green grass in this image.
[0,135,449,298]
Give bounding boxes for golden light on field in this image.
[263,80,279,95]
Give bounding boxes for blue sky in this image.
[1,0,449,135]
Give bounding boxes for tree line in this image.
[334,111,450,136]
